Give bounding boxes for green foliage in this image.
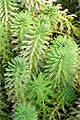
[45,35,78,88]
[19,0,57,14]
[50,85,76,119]
[0,22,8,63]
[0,90,6,117]
[5,56,29,104]
[56,0,80,29]
[21,14,52,74]
[0,77,6,118]
[0,0,18,28]
[73,59,80,92]
[56,0,79,14]
[27,72,52,118]
[0,0,79,119]
[0,21,13,69]
[12,102,38,120]
[11,10,33,50]
[42,5,60,30]
[67,98,80,120]
[42,5,79,36]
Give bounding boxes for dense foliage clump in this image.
[0,0,80,120]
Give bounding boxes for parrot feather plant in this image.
[0,0,79,119]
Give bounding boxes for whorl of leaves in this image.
[26,72,52,118]
[13,102,38,120]
[21,14,52,74]
[45,35,78,88]
[5,56,29,104]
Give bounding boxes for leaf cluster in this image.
[44,35,78,88]
[0,0,79,120]
[13,102,38,120]
[5,56,29,105]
